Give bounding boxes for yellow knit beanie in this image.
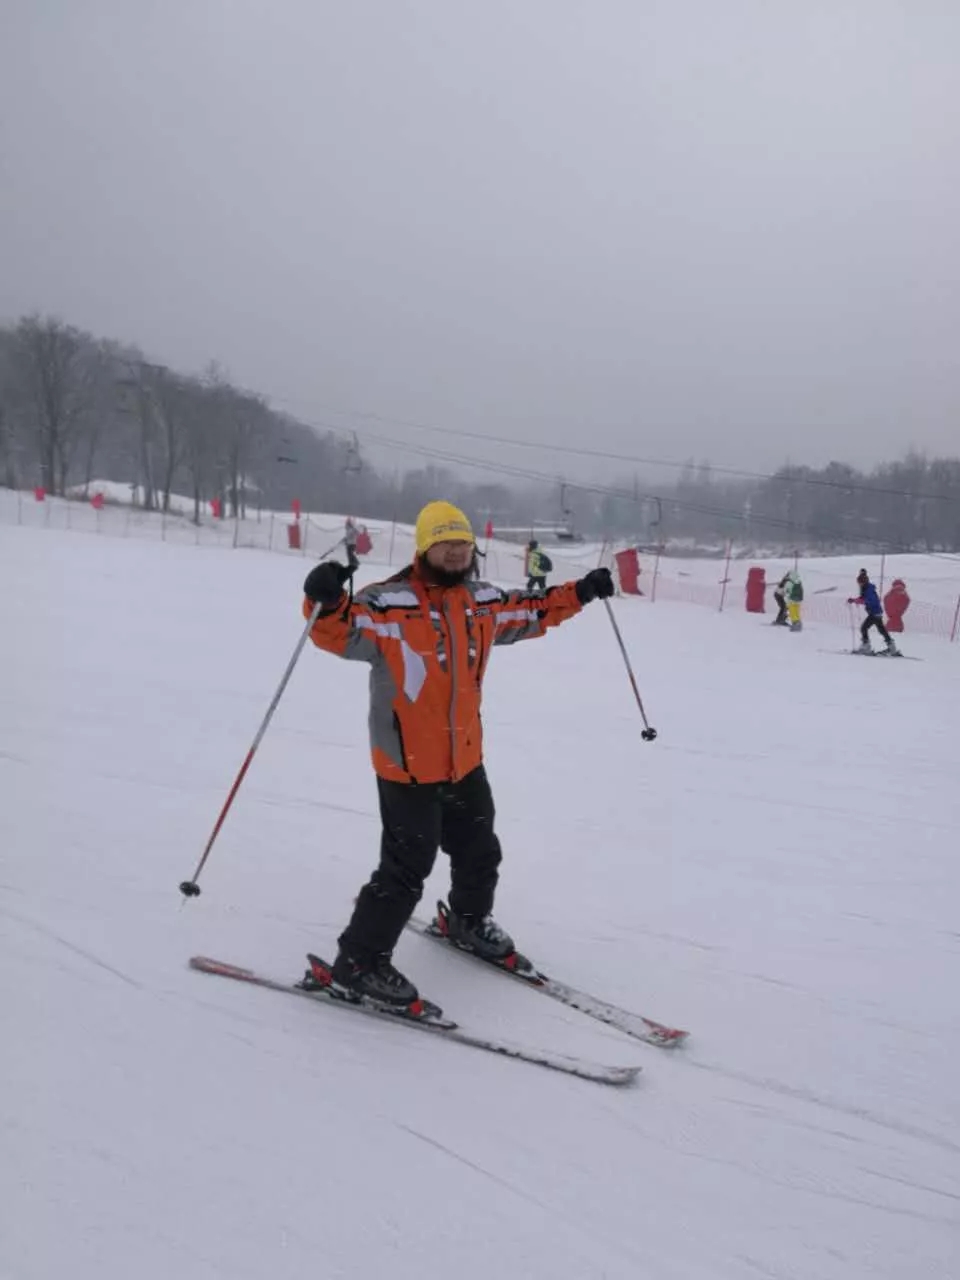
[415,501,475,555]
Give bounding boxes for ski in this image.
[406,908,688,1049]
[820,648,921,662]
[189,956,641,1087]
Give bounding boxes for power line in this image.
[250,389,960,562]
[267,392,959,505]
[293,412,960,564]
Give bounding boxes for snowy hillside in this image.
[0,485,599,589]
[5,486,958,643]
[2,524,958,1279]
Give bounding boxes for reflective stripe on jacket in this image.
[304,565,582,783]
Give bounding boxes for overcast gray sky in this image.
[2,0,958,485]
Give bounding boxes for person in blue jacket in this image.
[848,569,898,654]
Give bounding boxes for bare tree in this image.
[113,357,171,510]
[135,364,194,512]
[0,405,19,489]
[0,327,26,488]
[70,340,121,496]
[9,316,98,494]
[200,368,269,518]
[181,382,222,523]
[227,392,269,518]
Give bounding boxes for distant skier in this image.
[784,571,804,631]
[848,569,899,655]
[301,500,615,1008]
[772,570,803,629]
[525,539,553,592]
[772,573,789,626]
[343,517,360,573]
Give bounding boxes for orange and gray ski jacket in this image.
[303,564,583,784]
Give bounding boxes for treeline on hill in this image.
[1,315,958,552]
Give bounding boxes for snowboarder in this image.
[301,500,615,1006]
[848,569,899,654]
[525,539,553,592]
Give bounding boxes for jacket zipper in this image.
[443,598,459,778]
[392,711,412,779]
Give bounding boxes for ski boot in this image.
[856,641,873,655]
[790,621,803,632]
[437,904,514,961]
[319,951,420,1007]
[884,642,901,657]
[428,902,541,981]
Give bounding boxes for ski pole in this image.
[179,601,324,899]
[848,601,857,650]
[317,536,346,561]
[603,599,657,742]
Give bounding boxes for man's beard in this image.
[419,555,475,588]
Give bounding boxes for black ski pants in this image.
[527,575,547,592]
[862,614,892,645]
[338,765,503,963]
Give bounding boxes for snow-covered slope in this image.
[2,526,957,1279]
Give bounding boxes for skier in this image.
[771,572,790,626]
[784,570,804,631]
[848,568,899,654]
[343,517,360,573]
[301,500,615,1007]
[525,539,553,592]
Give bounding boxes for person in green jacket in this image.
[784,570,804,631]
[772,570,803,630]
[525,540,553,592]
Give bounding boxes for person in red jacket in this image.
[301,500,614,1007]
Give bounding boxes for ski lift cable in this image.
[256,401,960,564]
[259,392,960,506]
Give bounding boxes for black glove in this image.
[303,560,352,609]
[575,567,615,605]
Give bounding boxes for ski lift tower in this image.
[343,432,363,475]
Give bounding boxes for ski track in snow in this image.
[1,904,145,989]
[2,526,958,1280]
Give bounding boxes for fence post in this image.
[718,540,733,612]
[879,552,886,597]
[651,541,662,603]
[951,594,960,643]
[389,519,397,566]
